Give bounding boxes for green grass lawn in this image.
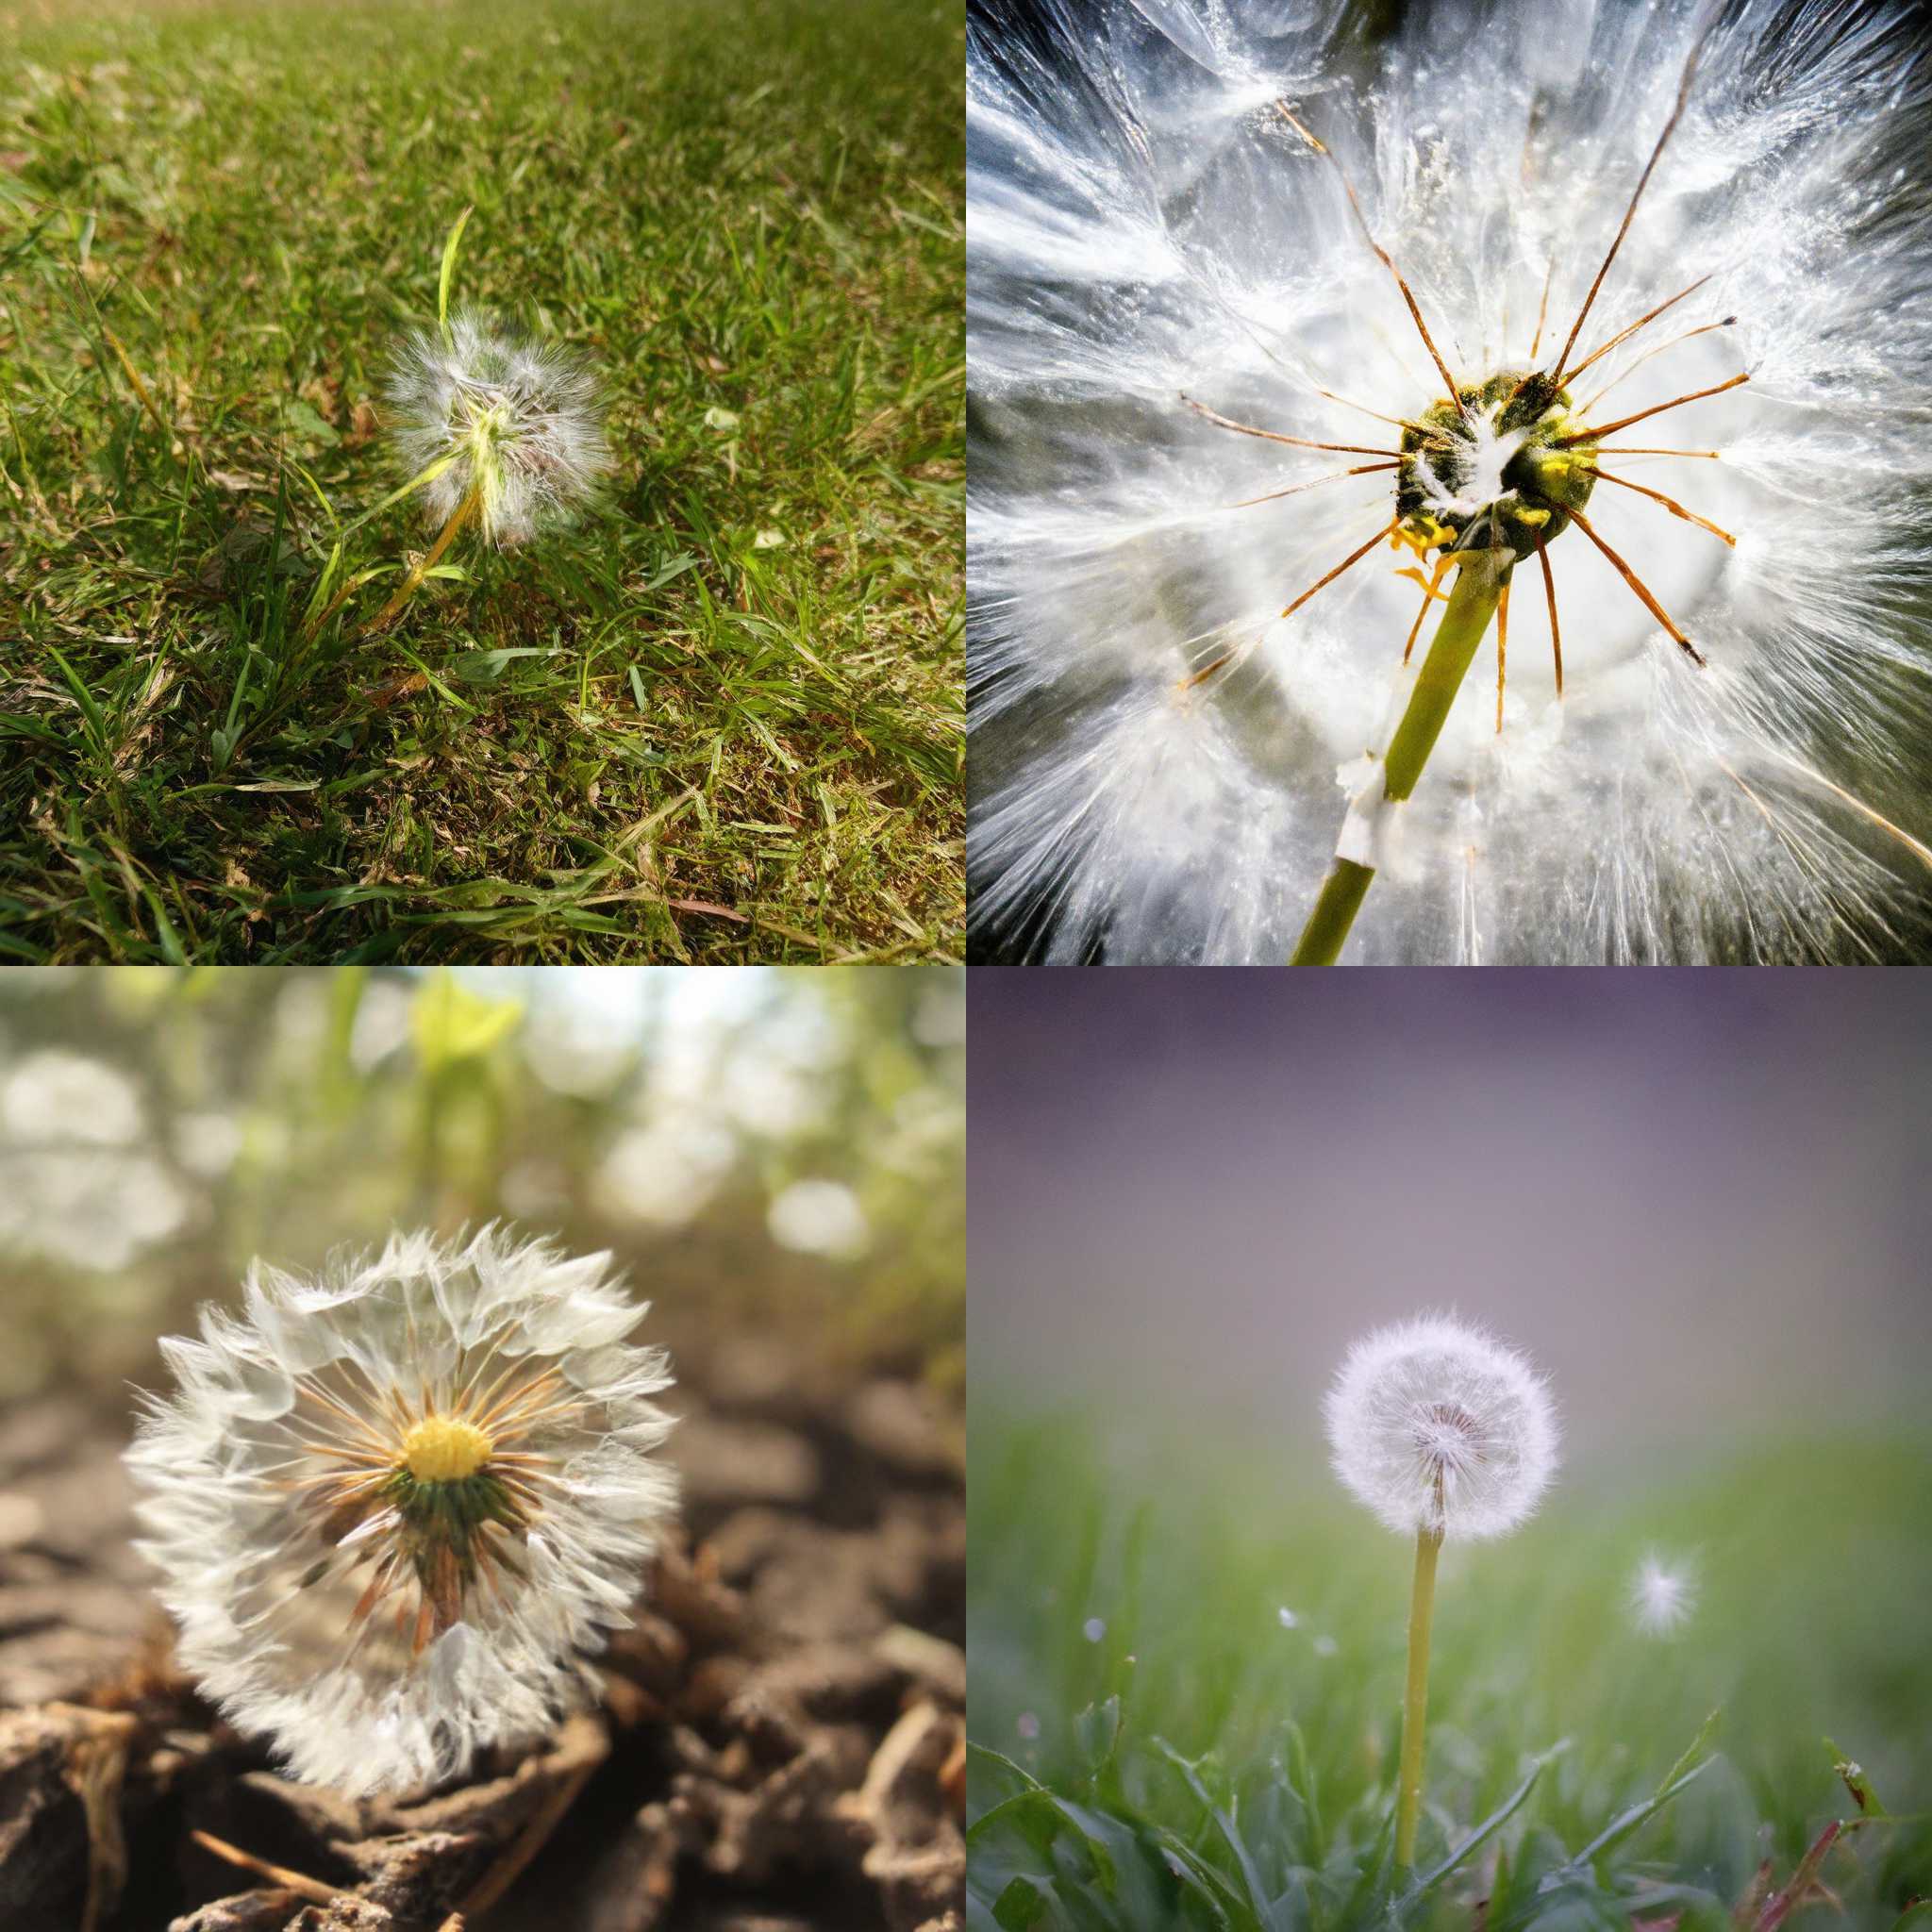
[969,1416,1932,1930]
[0,0,961,962]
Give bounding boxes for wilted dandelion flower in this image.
[388,309,608,548]
[1325,1312,1558,1541]
[1631,1552,1698,1635]
[126,1226,675,1796]
[969,0,1932,962]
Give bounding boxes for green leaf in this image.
[449,647,558,682]
[438,203,474,343]
[142,887,187,965]
[340,452,459,535]
[1407,1742,1562,1906]
[991,1878,1047,1930]
[285,398,341,446]
[1074,1697,1122,1779]
[641,551,700,591]
[1154,1740,1291,1932]
[1540,1738,1710,1894]
[301,538,345,628]
[629,665,650,712]
[409,969,523,1074]
[288,458,340,532]
[1825,1737,1889,1818]
[1656,1710,1721,1799]
[42,643,108,757]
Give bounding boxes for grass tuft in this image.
[0,0,962,961]
[969,1417,1932,1930]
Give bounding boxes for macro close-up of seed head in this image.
[968,0,1932,963]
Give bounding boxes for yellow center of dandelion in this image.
[401,1415,493,1483]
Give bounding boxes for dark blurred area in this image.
[969,970,1932,1470]
[0,966,965,1412]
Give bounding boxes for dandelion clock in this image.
[126,1227,676,1796]
[388,310,609,552]
[351,207,611,639]
[1325,1314,1557,1866]
[968,0,1932,962]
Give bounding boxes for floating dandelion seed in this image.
[1631,1552,1698,1635]
[125,1227,675,1796]
[969,0,1932,962]
[1325,1313,1557,1867]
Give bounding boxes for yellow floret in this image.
[401,1415,493,1482]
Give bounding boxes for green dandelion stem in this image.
[1291,547,1508,965]
[360,483,479,638]
[1395,1522,1444,1870]
[1288,858,1374,967]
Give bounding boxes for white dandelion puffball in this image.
[126,1227,676,1796]
[388,309,609,546]
[1630,1553,1698,1636]
[969,0,1932,962]
[1325,1315,1557,1541]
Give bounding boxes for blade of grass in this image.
[1407,1740,1564,1905]
[438,204,474,344]
[1540,1747,1713,1893]
[1153,1740,1294,1932]
[339,453,458,536]
[42,643,109,758]
[1824,1738,1889,1818]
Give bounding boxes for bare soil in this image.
[0,1328,965,1932]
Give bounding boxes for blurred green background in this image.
[0,965,964,1409]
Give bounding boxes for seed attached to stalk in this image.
[368,311,608,638]
[1324,1314,1558,1869]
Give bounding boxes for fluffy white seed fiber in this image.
[125,1226,676,1796]
[1325,1313,1558,1541]
[1630,1552,1698,1635]
[969,0,1932,962]
[388,309,609,545]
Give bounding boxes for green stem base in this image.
[1290,858,1375,966]
[1287,548,1507,965]
[1394,1524,1444,1870]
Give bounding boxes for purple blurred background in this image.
[969,971,1932,1462]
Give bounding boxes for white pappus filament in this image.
[1324,1312,1559,1541]
[125,1226,676,1796]
[968,0,1932,963]
[388,309,609,546]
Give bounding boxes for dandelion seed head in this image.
[1324,1312,1558,1541]
[1631,1552,1697,1634]
[125,1225,676,1796]
[387,309,608,546]
[970,0,1932,961]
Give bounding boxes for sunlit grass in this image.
[969,1416,1932,1929]
[0,0,961,962]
